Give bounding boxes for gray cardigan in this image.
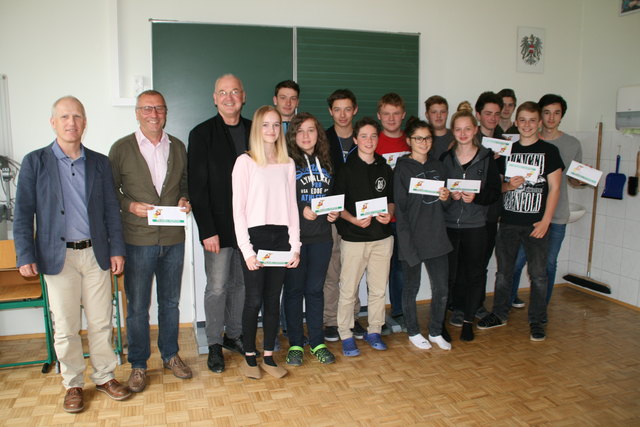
[109,133,189,246]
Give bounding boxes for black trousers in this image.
[241,225,291,353]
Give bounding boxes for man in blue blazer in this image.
[13,96,130,413]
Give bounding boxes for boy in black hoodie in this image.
[333,117,395,356]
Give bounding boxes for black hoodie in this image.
[440,146,501,229]
[333,151,394,242]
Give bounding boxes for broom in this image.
[563,122,611,294]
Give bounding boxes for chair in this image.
[0,240,56,373]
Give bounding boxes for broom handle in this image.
[587,122,603,276]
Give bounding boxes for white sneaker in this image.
[429,334,452,351]
[408,334,432,350]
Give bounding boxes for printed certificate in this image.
[409,178,445,196]
[502,133,520,142]
[447,179,481,193]
[147,206,187,226]
[505,161,540,183]
[355,196,388,219]
[482,136,513,156]
[566,160,603,186]
[311,194,345,215]
[382,151,410,169]
[257,250,292,267]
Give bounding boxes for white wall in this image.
[1,0,638,335]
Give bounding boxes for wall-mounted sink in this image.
[568,203,586,223]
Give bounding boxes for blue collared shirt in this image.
[51,141,91,242]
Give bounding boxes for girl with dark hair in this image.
[394,117,452,350]
[440,111,501,342]
[282,113,338,366]
[232,105,301,379]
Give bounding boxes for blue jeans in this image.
[510,223,566,305]
[124,242,185,369]
[388,222,405,317]
[203,247,245,346]
[492,224,548,324]
[283,241,332,349]
[401,254,448,337]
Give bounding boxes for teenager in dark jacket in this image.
[394,117,452,351]
[283,113,338,366]
[440,110,501,341]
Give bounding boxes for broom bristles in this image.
[563,274,611,294]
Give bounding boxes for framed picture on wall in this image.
[620,0,640,15]
[517,26,544,74]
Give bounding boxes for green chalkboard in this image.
[297,28,419,129]
[152,22,419,142]
[152,22,294,143]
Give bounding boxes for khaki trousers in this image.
[323,225,360,326]
[44,248,116,388]
[337,236,393,339]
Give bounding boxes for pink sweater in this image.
[232,154,301,260]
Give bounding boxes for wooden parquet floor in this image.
[0,286,638,426]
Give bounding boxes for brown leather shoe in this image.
[128,368,147,393]
[63,387,84,413]
[96,379,132,401]
[163,354,192,379]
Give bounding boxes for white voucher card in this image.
[355,196,388,219]
[502,133,520,142]
[482,136,513,156]
[257,250,292,267]
[147,206,187,226]
[311,194,345,215]
[409,178,445,196]
[566,161,603,186]
[382,151,410,169]
[447,179,481,194]
[505,161,540,183]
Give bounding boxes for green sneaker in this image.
[310,344,336,365]
[286,346,304,366]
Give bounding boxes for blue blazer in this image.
[13,142,126,275]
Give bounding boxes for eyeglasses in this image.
[410,136,433,143]
[217,89,242,97]
[136,106,167,114]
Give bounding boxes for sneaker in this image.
[342,337,360,357]
[530,323,546,341]
[310,344,336,364]
[512,297,526,309]
[324,326,339,342]
[477,313,506,330]
[163,354,192,379]
[408,333,432,350]
[352,320,366,339]
[449,310,463,327]
[441,325,452,343]
[285,346,304,366]
[364,333,387,350]
[381,323,392,336]
[475,306,490,319]
[127,368,147,393]
[207,344,224,373]
[428,334,452,351]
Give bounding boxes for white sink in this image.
[568,203,586,223]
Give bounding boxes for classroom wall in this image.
[1,0,638,335]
